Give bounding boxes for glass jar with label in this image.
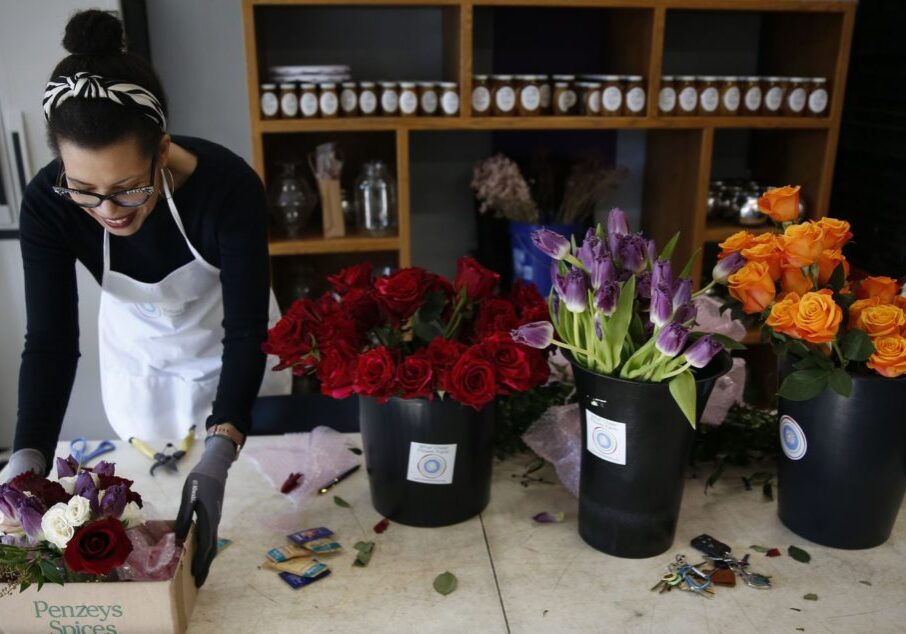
[399,82,418,117]
[807,77,829,117]
[784,77,807,116]
[624,75,646,115]
[697,76,720,115]
[319,83,339,118]
[471,75,491,116]
[260,83,279,119]
[763,77,785,115]
[279,83,299,118]
[339,82,358,117]
[418,82,439,116]
[439,82,460,116]
[658,76,677,116]
[299,83,318,118]
[552,81,576,115]
[600,75,623,116]
[358,82,378,116]
[742,77,762,115]
[538,75,552,113]
[576,82,601,116]
[492,75,516,116]
[517,75,542,116]
[380,82,399,116]
[676,76,698,115]
[718,77,741,116]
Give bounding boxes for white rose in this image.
[58,476,78,495]
[41,503,74,550]
[65,495,92,527]
[121,501,143,528]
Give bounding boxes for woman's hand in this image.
[0,448,46,483]
[174,435,234,587]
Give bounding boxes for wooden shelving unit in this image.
[243,0,856,300]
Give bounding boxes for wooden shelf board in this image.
[250,0,854,11]
[269,234,401,256]
[259,115,830,133]
[704,221,776,243]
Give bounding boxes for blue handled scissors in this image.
[69,437,116,465]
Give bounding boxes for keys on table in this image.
[650,555,715,598]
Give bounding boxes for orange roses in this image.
[718,230,757,259]
[728,262,776,314]
[855,304,906,338]
[766,292,801,338]
[741,234,784,280]
[816,217,853,250]
[856,276,900,304]
[867,335,906,378]
[790,290,842,344]
[782,222,825,268]
[758,185,800,223]
[780,266,813,295]
[817,249,849,286]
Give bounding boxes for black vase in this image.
[572,352,731,558]
[778,372,906,549]
[358,396,495,527]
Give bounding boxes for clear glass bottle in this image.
[355,161,397,236]
[269,162,315,238]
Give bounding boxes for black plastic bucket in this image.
[778,372,906,549]
[572,352,731,558]
[359,396,495,527]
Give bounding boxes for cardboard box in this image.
[0,525,197,634]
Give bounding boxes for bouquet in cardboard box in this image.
[0,456,148,592]
[263,257,552,410]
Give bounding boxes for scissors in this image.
[128,425,196,476]
[69,437,116,465]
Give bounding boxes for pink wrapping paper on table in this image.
[118,520,183,581]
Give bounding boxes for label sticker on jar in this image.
[808,88,828,114]
[744,86,762,111]
[521,85,541,111]
[722,86,741,112]
[586,410,626,466]
[700,87,719,113]
[359,90,377,115]
[300,93,318,117]
[765,87,783,112]
[320,92,338,116]
[381,90,399,114]
[658,87,676,113]
[472,86,490,113]
[557,89,577,113]
[421,91,439,114]
[442,90,460,115]
[400,91,418,114]
[787,87,806,113]
[539,83,551,109]
[780,415,807,461]
[602,86,622,113]
[626,87,646,113]
[495,86,515,113]
[340,89,357,113]
[678,86,697,112]
[261,93,279,118]
[406,442,456,485]
[280,93,299,117]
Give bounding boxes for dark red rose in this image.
[527,348,551,386]
[316,344,357,399]
[509,281,550,324]
[263,298,320,369]
[426,337,467,383]
[9,472,70,508]
[354,346,396,402]
[395,353,435,399]
[454,256,500,303]
[473,298,518,340]
[97,475,143,508]
[480,335,532,393]
[313,314,362,353]
[425,273,455,302]
[328,262,373,294]
[64,518,133,576]
[374,268,430,323]
[339,288,381,332]
[445,348,497,410]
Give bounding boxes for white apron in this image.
[98,173,291,441]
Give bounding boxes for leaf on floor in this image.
[433,571,457,596]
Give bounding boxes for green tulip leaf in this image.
[659,232,681,261]
[333,495,351,508]
[669,369,697,429]
[803,593,819,601]
[788,545,811,563]
[679,247,702,278]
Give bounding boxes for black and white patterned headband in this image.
[43,72,167,131]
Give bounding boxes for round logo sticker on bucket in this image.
[780,415,807,460]
[417,454,448,480]
[585,410,627,466]
[407,442,457,485]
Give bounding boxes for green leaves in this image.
[413,291,447,343]
[709,333,746,351]
[827,263,847,293]
[659,232,680,261]
[828,368,853,397]
[679,247,702,278]
[750,545,770,553]
[842,328,875,362]
[778,368,829,401]
[788,545,811,563]
[433,571,458,596]
[803,593,819,601]
[602,276,636,373]
[333,495,351,508]
[669,369,697,429]
[353,541,375,567]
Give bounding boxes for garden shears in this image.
[128,425,196,476]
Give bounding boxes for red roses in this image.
[263,256,552,410]
[64,517,134,576]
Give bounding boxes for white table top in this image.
[53,436,906,634]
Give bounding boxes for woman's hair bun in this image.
[62,9,124,56]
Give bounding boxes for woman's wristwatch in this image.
[205,423,245,459]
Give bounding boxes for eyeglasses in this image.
[53,158,157,209]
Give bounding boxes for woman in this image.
[1,10,289,585]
